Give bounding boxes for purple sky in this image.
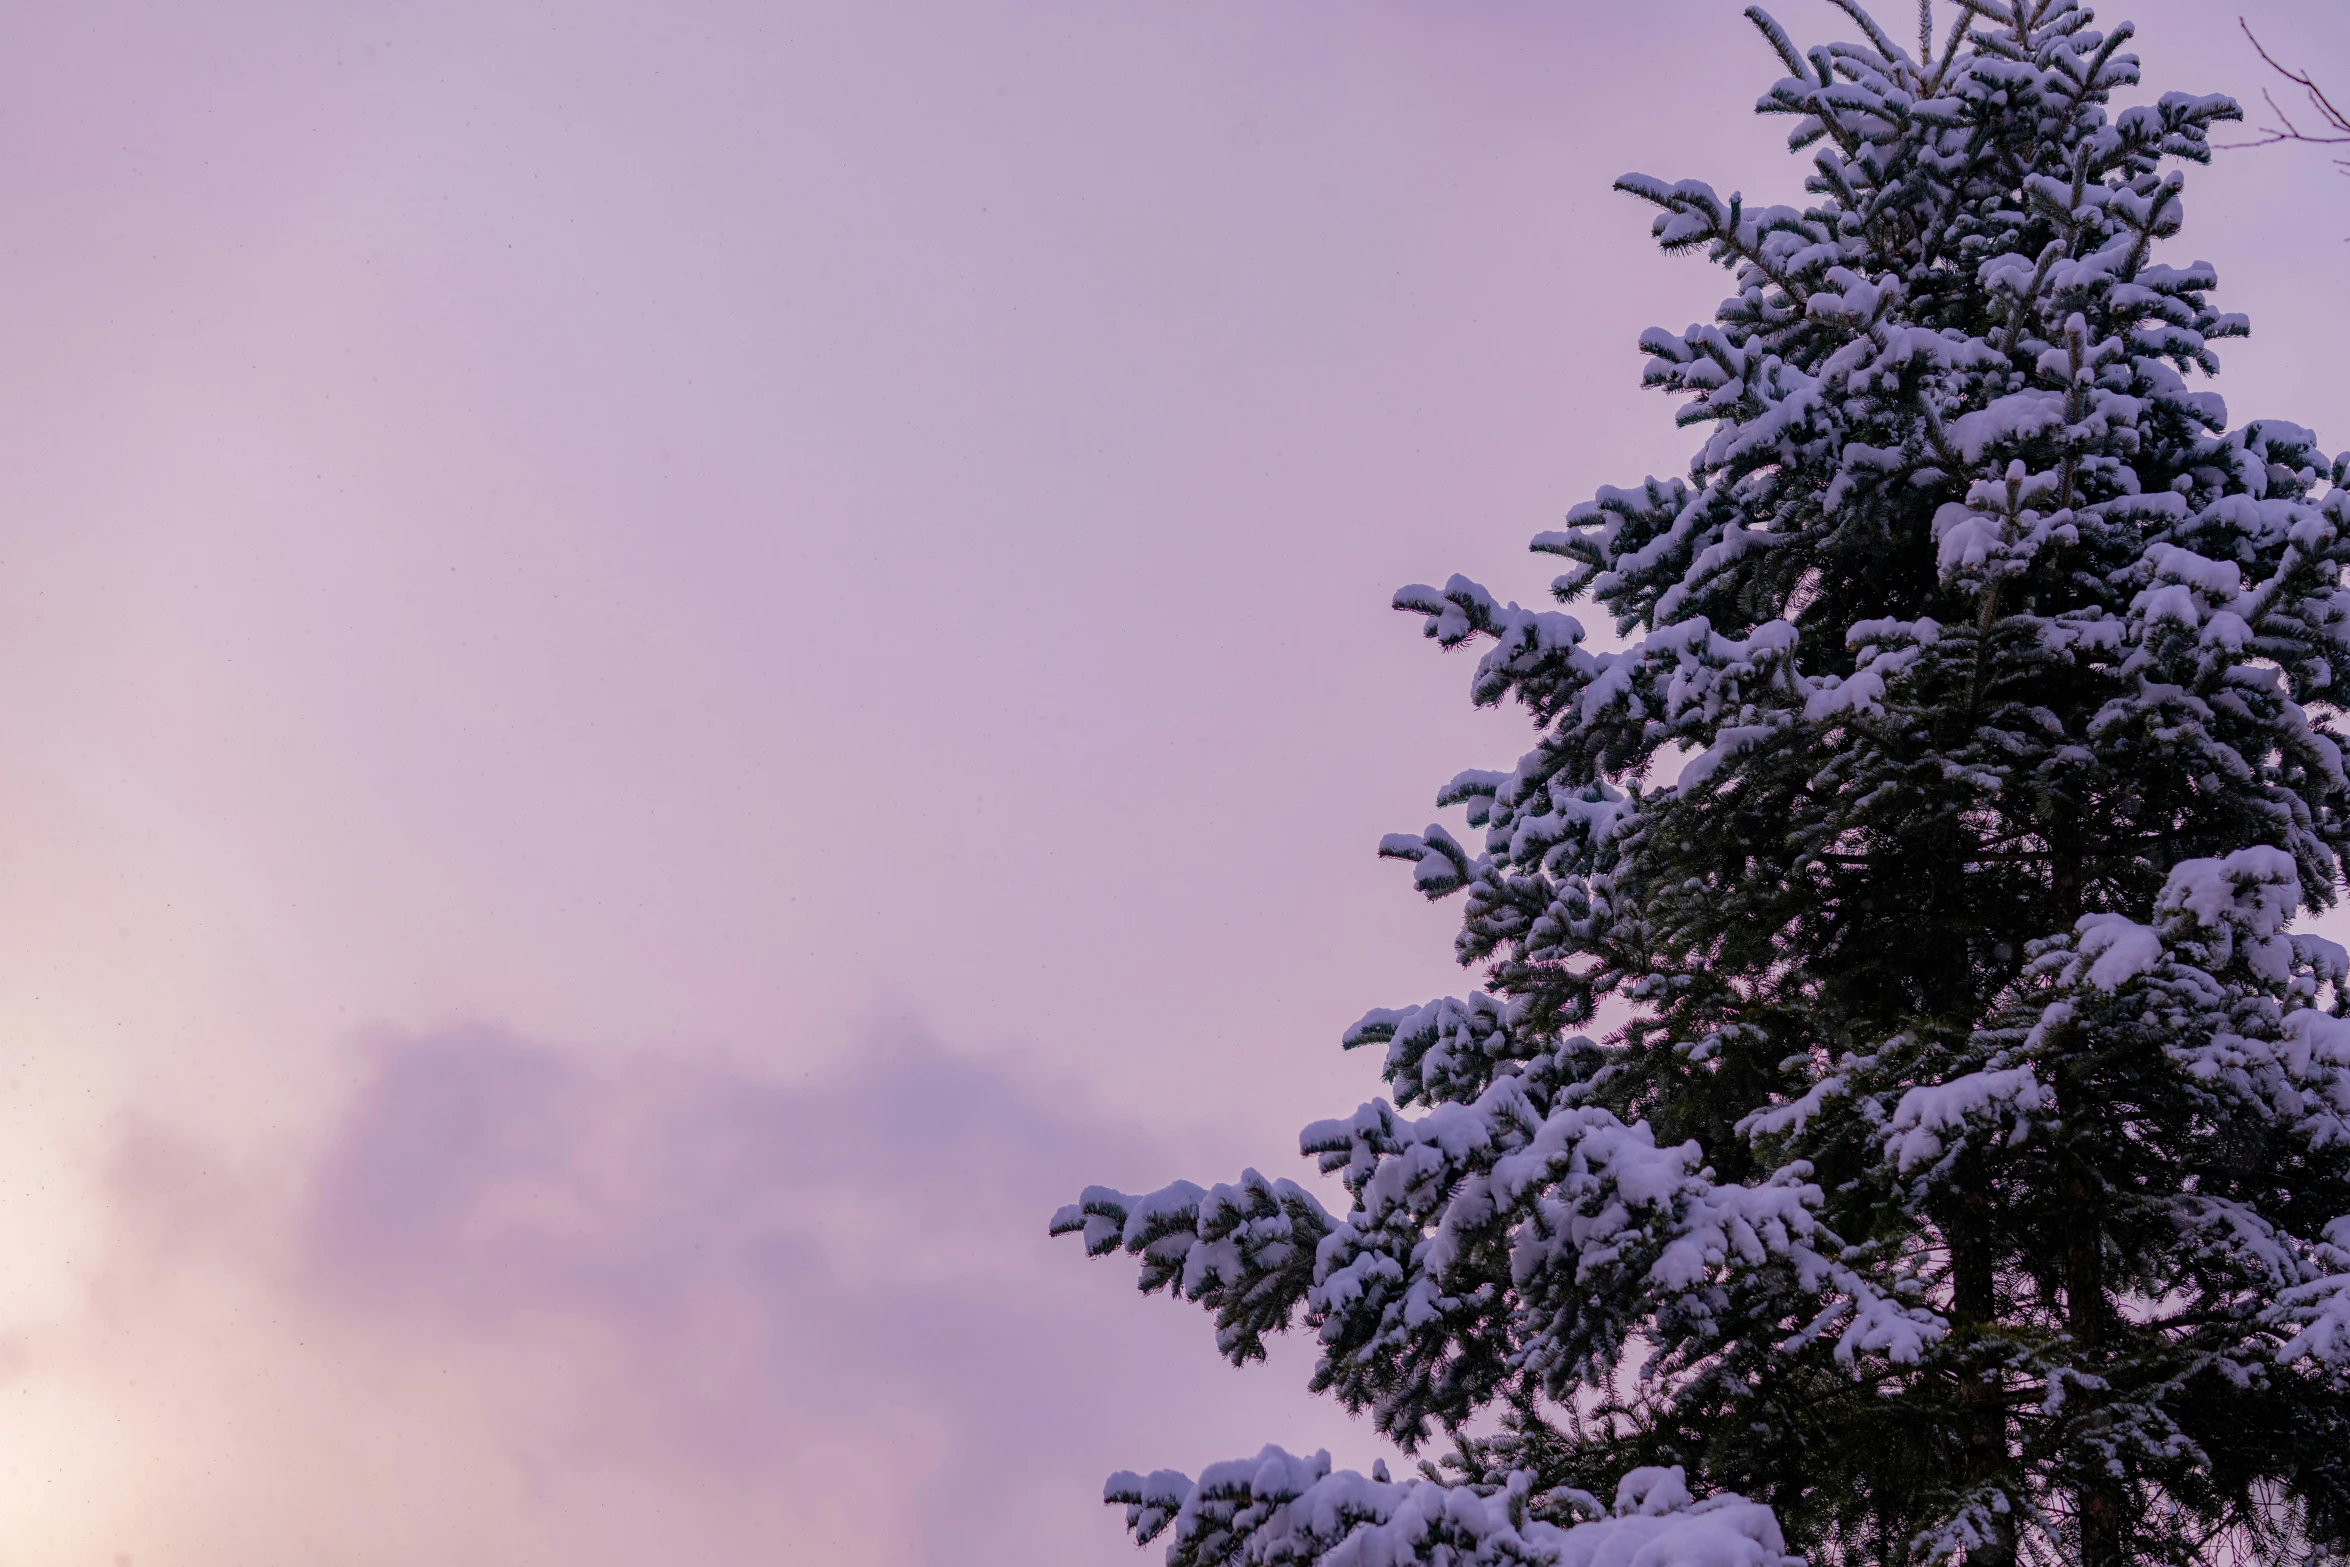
[0,1,2344,1561]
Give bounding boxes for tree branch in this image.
[2221,18,2350,175]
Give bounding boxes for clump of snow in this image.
[1883,1067,2050,1173]
[2073,913,2165,990]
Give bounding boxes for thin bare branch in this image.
[2219,17,2350,174]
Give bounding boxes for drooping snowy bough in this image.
[1054,4,2350,1564]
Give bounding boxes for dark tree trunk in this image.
[1952,1184,2014,1567]
[2066,1113,2121,1567]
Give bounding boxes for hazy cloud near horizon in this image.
[0,0,2343,1560]
[56,1020,1378,1564]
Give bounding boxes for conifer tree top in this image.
[1055,3,2350,1563]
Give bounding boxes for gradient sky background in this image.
[0,1,2345,1562]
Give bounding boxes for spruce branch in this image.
[1745,6,1809,81]
[1824,0,1904,65]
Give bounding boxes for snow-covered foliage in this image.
[1103,1453,1799,1567]
[1056,3,2350,1563]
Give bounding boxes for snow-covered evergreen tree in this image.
[1053,3,2350,1563]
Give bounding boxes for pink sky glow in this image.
[0,1,2345,1562]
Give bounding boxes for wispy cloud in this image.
[38,1022,1367,1565]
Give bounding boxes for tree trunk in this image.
[1952,1187,2014,1567]
[2067,1152,2121,1566]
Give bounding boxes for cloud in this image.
[29,1022,1375,1567]
[301,1026,1165,1478]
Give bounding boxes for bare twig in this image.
[2220,18,2350,175]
